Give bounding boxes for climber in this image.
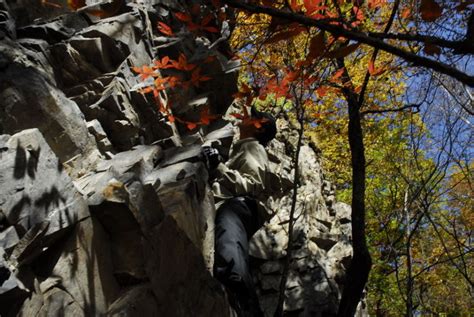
[201,107,278,317]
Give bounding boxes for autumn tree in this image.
[222,0,473,316]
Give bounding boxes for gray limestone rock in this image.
[87,119,114,155]
[250,137,354,316]
[16,217,120,316]
[0,129,90,267]
[107,283,159,316]
[146,216,231,317]
[149,160,216,269]
[0,0,15,40]
[0,42,99,165]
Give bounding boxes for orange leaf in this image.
[401,7,411,19]
[368,59,385,76]
[157,22,174,36]
[133,65,157,80]
[316,86,328,97]
[138,87,153,95]
[419,0,442,22]
[186,122,198,130]
[154,56,173,69]
[168,115,175,123]
[331,68,345,81]
[67,0,85,10]
[253,120,262,129]
[41,0,63,8]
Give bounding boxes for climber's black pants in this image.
[214,197,262,317]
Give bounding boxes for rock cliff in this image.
[0,1,365,316]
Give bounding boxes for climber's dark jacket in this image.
[211,137,275,316]
[211,137,274,226]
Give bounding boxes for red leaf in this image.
[204,55,216,63]
[325,43,360,58]
[175,12,192,22]
[419,0,442,22]
[191,3,201,15]
[171,53,195,71]
[265,27,305,44]
[168,115,175,123]
[191,67,212,86]
[154,56,173,69]
[230,113,245,119]
[423,43,441,55]
[283,70,299,83]
[352,6,364,25]
[202,14,213,26]
[200,105,219,125]
[303,0,323,15]
[307,31,326,60]
[157,22,173,36]
[368,0,385,10]
[204,26,219,33]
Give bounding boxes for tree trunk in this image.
[337,68,372,317]
[405,190,414,317]
[274,104,305,317]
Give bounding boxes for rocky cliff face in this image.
[0,1,364,316]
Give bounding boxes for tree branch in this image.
[358,0,400,108]
[221,0,474,87]
[361,103,421,115]
[367,32,474,55]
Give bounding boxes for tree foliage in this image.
[225,0,473,316]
